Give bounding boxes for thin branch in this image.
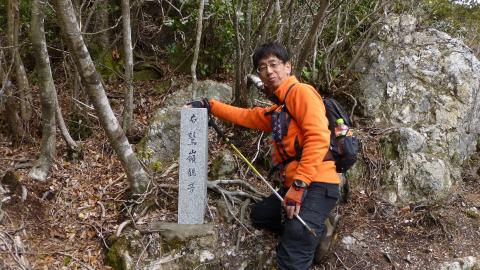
[81,16,122,35]
[135,237,153,269]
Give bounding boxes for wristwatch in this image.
[292,180,308,189]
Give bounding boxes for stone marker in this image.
[178,108,208,224]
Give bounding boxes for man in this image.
[190,42,339,269]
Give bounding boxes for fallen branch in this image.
[135,237,153,269]
[102,173,126,194]
[236,198,250,250]
[207,179,266,199]
[160,163,178,177]
[14,162,34,170]
[96,201,106,219]
[0,232,32,270]
[0,157,34,162]
[220,192,254,236]
[54,251,95,270]
[116,220,132,237]
[334,252,350,270]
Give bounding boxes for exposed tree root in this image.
[0,231,32,270]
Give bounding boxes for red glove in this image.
[284,180,307,206]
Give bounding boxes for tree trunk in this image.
[8,0,32,122]
[0,47,12,104]
[4,87,26,145]
[121,0,134,135]
[97,0,110,54]
[293,0,329,77]
[256,1,275,45]
[1,44,23,142]
[191,0,205,95]
[243,0,253,105]
[5,0,27,143]
[53,0,150,195]
[29,0,57,181]
[233,0,248,107]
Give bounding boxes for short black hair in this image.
[252,42,290,69]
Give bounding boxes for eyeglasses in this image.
[256,61,283,74]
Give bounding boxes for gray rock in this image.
[139,107,181,171]
[148,222,216,243]
[164,80,232,107]
[341,236,357,251]
[384,153,452,204]
[210,150,237,179]
[439,256,478,270]
[354,14,480,205]
[139,80,232,170]
[107,223,218,270]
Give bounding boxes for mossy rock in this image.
[106,236,132,270]
[133,69,162,81]
[380,136,399,160]
[344,158,366,187]
[96,51,125,82]
[209,151,236,179]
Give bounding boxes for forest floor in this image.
[0,79,479,269]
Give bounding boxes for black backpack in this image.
[322,97,359,173]
[278,84,359,173]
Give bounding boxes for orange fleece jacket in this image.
[209,76,339,187]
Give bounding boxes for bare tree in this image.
[121,0,134,135]
[0,46,12,107]
[232,0,248,107]
[53,0,150,195]
[5,0,27,144]
[29,0,57,181]
[191,0,205,95]
[7,0,32,122]
[254,1,275,46]
[293,0,329,77]
[97,0,110,54]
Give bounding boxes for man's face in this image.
[257,55,291,96]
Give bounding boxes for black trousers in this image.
[251,182,339,270]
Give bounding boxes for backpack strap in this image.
[282,84,334,163]
[283,83,297,105]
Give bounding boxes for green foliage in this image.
[302,0,480,92]
[300,0,381,88]
[0,0,31,39]
[94,51,125,82]
[0,1,5,32]
[163,0,235,77]
[6,0,31,34]
[397,0,480,42]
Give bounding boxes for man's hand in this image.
[284,180,307,219]
[186,98,211,112]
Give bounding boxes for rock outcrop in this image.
[353,14,480,205]
[139,80,232,171]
